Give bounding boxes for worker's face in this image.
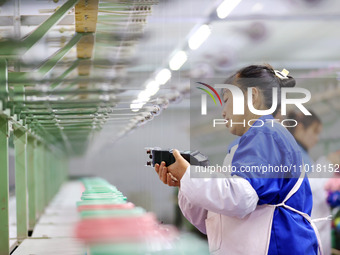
[222,86,264,136]
[221,89,247,136]
[295,122,322,150]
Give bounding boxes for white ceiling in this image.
[134,0,340,72]
[1,0,340,152]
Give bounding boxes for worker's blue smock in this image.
[231,114,318,254]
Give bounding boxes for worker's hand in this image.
[155,161,179,187]
[154,149,190,187]
[167,149,190,182]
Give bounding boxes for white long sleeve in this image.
[179,166,259,220]
[178,190,208,234]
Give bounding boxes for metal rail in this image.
[0,0,159,253]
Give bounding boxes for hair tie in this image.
[274,69,289,80]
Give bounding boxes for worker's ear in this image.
[250,87,261,108]
[296,123,305,131]
[294,123,305,137]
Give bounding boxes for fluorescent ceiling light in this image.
[169,51,188,71]
[216,0,241,19]
[155,68,171,85]
[188,25,211,50]
[252,3,263,12]
[138,90,151,102]
[99,95,110,101]
[130,99,144,112]
[145,80,160,96]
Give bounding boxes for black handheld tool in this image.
[145,148,209,167]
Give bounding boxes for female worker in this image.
[287,110,340,255]
[155,65,321,254]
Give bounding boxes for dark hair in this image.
[223,64,296,114]
[286,109,322,135]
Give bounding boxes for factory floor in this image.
[10,182,85,255]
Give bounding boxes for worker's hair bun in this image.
[279,76,296,88]
[226,64,297,110]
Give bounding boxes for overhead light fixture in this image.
[188,24,211,50]
[99,94,110,101]
[145,80,160,96]
[138,90,151,102]
[216,0,241,19]
[130,99,144,112]
[155,68,171,85]
[169,51,187,71]
[252,3,263,12]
